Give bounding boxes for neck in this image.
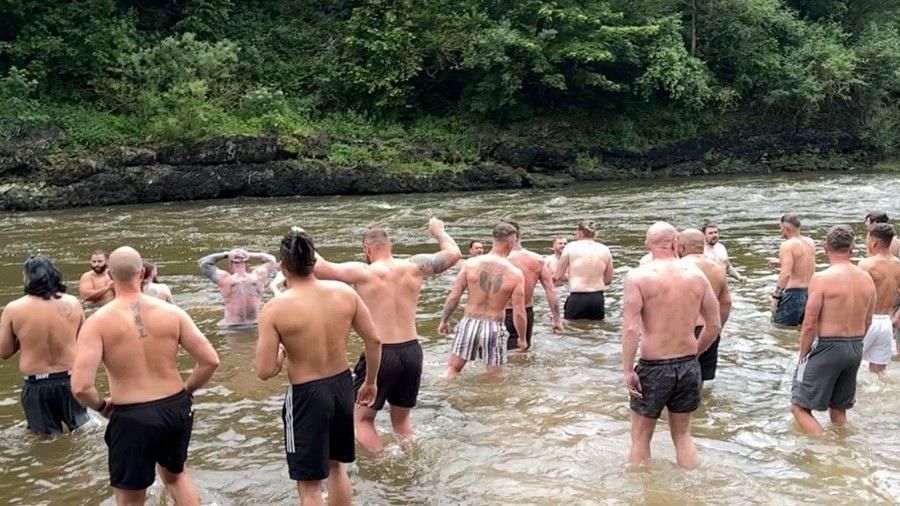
[784,230,800,239]
[649,248,677,260]
[368,250,392,262]
[285,273,316,285]
[869,246,890,257]
[114,282,142,296]
[828,253,852,264]
[684,251,704,257]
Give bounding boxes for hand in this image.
[768,258,781,270]
[739,275,748,284]
[624,369,642,399]
[518,337,528,351]
[356,382,377,407]
[552,320,564,334]
[438,321,452,335]
[99,397,114,419]
[770,297,778,314]
[427,217,446,238]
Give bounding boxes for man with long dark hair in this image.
[0,255,89,435]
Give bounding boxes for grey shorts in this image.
[791,338,863,411]
[629,355,701,419]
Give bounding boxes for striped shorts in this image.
[451,317,508,367]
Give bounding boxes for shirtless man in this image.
[78,250,114,306]
[469,240,485,257]
[679,229,732,383]
[702,222,747,283]
[311,218,460,453]
[72,246,220,505]
[790,225,875,435]
[858,224,900,374]
[504,222,563,351]
[142,262,174,303]
[439,223,526,378]
[554,221,614,320]
[622,222,721,469]
[545,236,568,285]
[255,229,382,505]
[0,255,88,435]
[771,214,816,327]
[865,211,900,257]
[198,248,277,326]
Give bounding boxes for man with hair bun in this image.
[554,220,614,320]
[0,255,88,435]
[141,262,174,303]
[255,229,382,505]
[790,225,875,435]
[858,223,900,371]
[771,213,816,327]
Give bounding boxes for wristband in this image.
[96,400,107,412]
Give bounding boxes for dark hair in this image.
[577,220,596,238]
[492,223,517,241]
[24,255,66,300]
[869,223,895,247]
[702,222,718,233]
[469,240,483,249]
[281,230,317,277]
[91,250,107,258]
[142,261,157,284]
[505,221,521,237]
[825,225,854,253]
[866,211,889,224]
[781,213,801,228]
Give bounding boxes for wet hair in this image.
[91,249,108,259]
[869,223,895,247]
[492,222,517,241]
[780,213,801,228]
[363,228,390,247]
[577,221,596,238]
[24,255,66,300]
[505,221,521,238]
[281,230,317,277]
[142,261,158,284]
[702,221,718,233]
[866,211,889,224]
[825,225,854,253]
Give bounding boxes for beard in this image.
[91,265,107,274]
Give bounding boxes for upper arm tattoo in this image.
[413,252,456,276]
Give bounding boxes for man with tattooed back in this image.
[72,247,220,505]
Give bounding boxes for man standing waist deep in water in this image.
[79,250,114,307]
[771,214,816,327]
[198,248,277,326]
[555,221,614,320]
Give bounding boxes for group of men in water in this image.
[0,210,898,505]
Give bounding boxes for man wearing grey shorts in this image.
[790,226,876,435]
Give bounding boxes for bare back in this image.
[561,240,613,292]
[354,260,424,343]
[680,255,728,326]
[808,264,876,337]
[265,280,358,384]
[3,294,83,376]
[859,255,900,314]
[508,248,545,307]
[780,236,816,288]
[88,295,192,403]
[464,255,525,320]
[218,270,268,325]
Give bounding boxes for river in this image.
[0,172,898,505]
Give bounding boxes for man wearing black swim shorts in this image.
[72,247,220,505]
[622,223,721,469]
[256,229,382,504]
[555,221,614,320]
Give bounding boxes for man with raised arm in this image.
[790,226,875,435]
[504,221,563,352]
[439,223,526,379]
[198,248,277,326]
[545,236,568,286]
[0,255,89,435]
[679,229,732,383]
[554,221,614,320]
[622,222,721,469]
[858,224,900,374]
[311,218,460,453]
[702,222,747,283]
[771,214,816,327]
[255,229,382,506]
[78,250,114,307]
[72,246,220,505]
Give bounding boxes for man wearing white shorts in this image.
[859,223,900,374]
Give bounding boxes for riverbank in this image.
[0,123,876,211]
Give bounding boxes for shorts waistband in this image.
[382,339,420,349]
[114,390,189,411]
[873,313,891,319]
[23,371,71,383]
[817,336,864,342]
[504,306,535,313]
[783,287,807,293]
[570,290,604,295]
[461,315,504,324]
[638,355,697,366]
[292,369,351,390]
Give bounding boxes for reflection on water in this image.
[0,173,899,504]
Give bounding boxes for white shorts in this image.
[863,314,893,365]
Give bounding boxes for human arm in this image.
[78,272,113,303]
[621,274,643,398]
[538,261,563,333]
[409,218,462,276]
[799,277,823,358]
[718,282,733,328]
[775,243,793,294]
[438,264,468,334]
[0,306,19,359]
[251,252,279,281]
[71,317,110,414]
[312,253,368,285]
[725,260,747,283]
[198,252,230,284]
[697,279,722,354]
[162,285,174,304]
[511,276,528,350]
[255,302,284,380]
[269,271,286,296]
[554,249,570,283]
[603,249,614,286]
[178,310,220,392]
[351,293,382,406]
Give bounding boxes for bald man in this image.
[772,214,816,327]
[679,229,732,383]
[623,222,721,468]
[73,247,220,505]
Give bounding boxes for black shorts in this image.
[693,326,721,381]
[564,291,605,320]
[21,371,89,435]
[505,307,535,350]
[106,390,193,490]
[629,355,701,419]
[284,370,355,481]
[353,340,422,411]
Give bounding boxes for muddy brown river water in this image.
[0,172,899,505]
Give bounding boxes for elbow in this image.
[206,353,221,370]
[255,363,275,381]
[70,377,92,400]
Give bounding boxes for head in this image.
[362,228,392,263]
[141,261,158,285]
[280,229,317,278]
[469,240,485,256]
[678,228,706,256]
[645,222,679,259]
[228,248,250,274]
[506,221,521,243]
[491,222,518,255]
[779,213,801,238]
[108,247,144,290]
[23,255,66,300]
[867,223,895,254]
[865,211,889,229]
[824,225,854,258]
[702,222,719,246]
[89,250,108,274]
[575,221,596,240]
[552,236,568,255]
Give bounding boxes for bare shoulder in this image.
[319,279,357,296]
[78,271,93,281]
